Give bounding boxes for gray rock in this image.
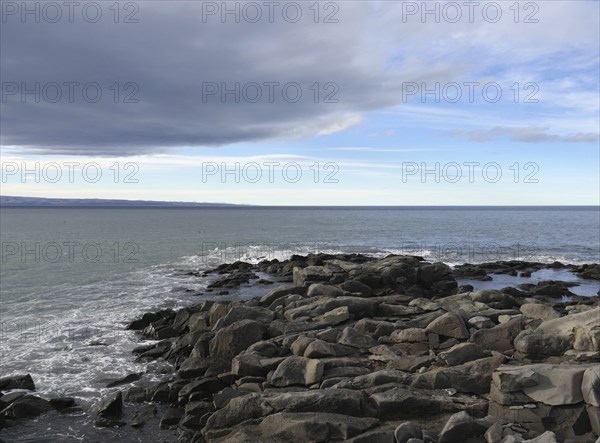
[394,421,423,443]
[254,412,379,442]
[519,303,560,321]
[439,343,486,366]
[307,283,345,298]
[270,356,324,387]
[259,285,306,305]
[314,306,350,325]
[341,280,373,296]
[0,374,35,391]
[212,306,274,330]
[303,339,355,358]
[130,404,156,428]
[469,316,495,329]
[391,328,428,343]
[92,391,122,419]
[209,319,265,360]
[470,317,525,352]
[582,365,600,407]
[0,395,52,419]
[339,327,378,348]
[438,411,488,443]
[425,312,469,339]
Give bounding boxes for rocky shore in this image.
[2,254,599,443]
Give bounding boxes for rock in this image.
[315,306,350,325]
[438,411,489,443]
[259,285,306,305]
[130,404,156,428]
[178,357,213,379]
[370,386,487,420]
[126,311,162,330]
[304,339,354,358]
[178,377,226,402]
[439,343,486,366]
[484,422,503,443]
[412,355,506,395]
[471,290,516,309]
[92,391,123,419]
[294,266,340,286]
[0,374,35,391]
[469,316,495,329]
[106,372,141,388]
[212,306,274,330]
[160,407,183,429]
[391,328,428,343]
[492,364,592,406]
[49,397,76,411]
[204,389,373,431]
[534,307,600,352]
[307,283,345,298]
[523,431,558,443]
[387,355,436,373]
[519,303,560,321]
[209,319,265,360]
[339,327,378,348]
[341,280,373,296]
[231,353,285,377]
[0,395,52,419]
[271,356,324,387]
[253,412,379,442]
[346,427,395,443]
[425,312,469,340]
[581,366,600,407]
[0,392,26,410]
[470,317,525,352]
[394,421,423,443]
[513,329,573,357]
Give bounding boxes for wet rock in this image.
[159,407,183,429]
[0,374,35,391]
[0,395,52,419]
[106,372,141,388]
[92,391,122,419]
[130,404,156,428]
[49,397,76,411]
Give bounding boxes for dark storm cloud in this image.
[0,2,403,155]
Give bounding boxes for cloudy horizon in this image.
[1,0,599,205]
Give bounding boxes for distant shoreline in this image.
[1,197,599,209]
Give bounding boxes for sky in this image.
[1,0,599,205]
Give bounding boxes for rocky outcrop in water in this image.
[3,253,599,443]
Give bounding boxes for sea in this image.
[0,206,599,441]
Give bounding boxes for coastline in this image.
[1,254,599,442]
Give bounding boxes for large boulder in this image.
[425,312,469,340]
[0,374,35,391]
[209,320,265,360]
[270,356,324,387]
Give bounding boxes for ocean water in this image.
[0,207,599,441]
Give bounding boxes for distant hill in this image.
[0,196,243,207]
